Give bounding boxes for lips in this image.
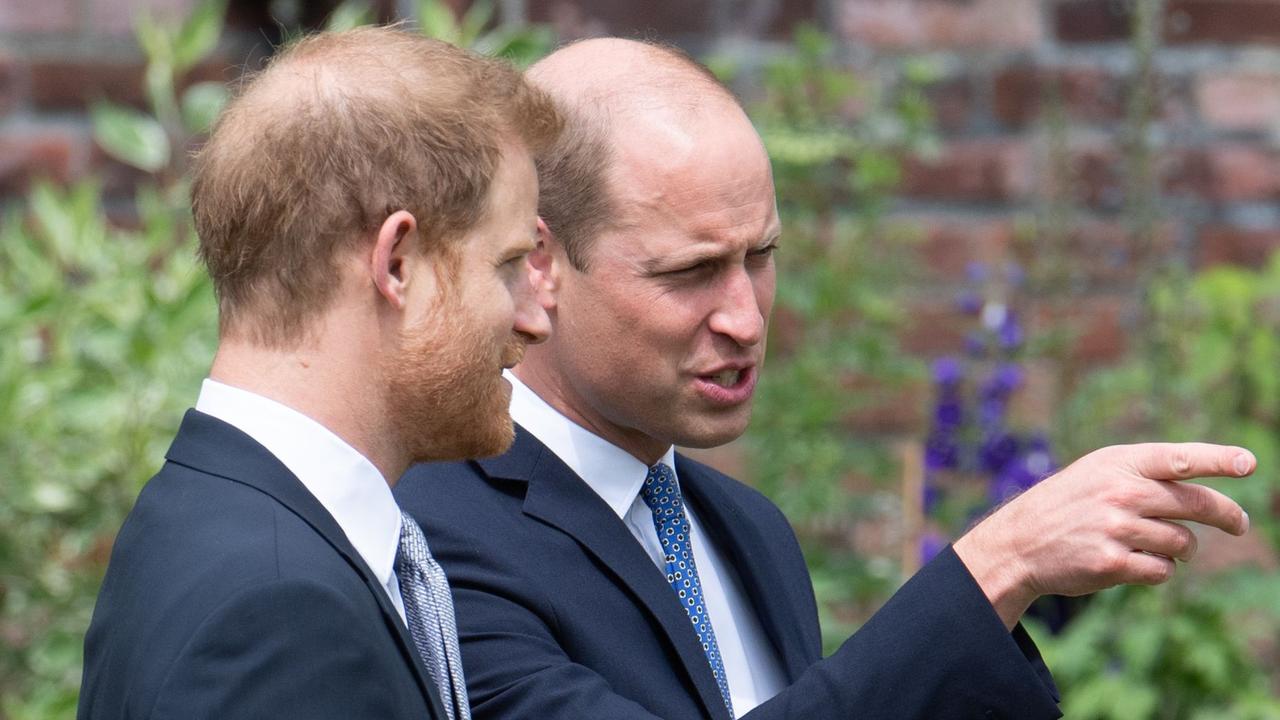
[693,364,757,405]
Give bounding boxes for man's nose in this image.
[708,267,764,347]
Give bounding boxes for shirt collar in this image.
[507,370,677,520]
[195,379,402,590]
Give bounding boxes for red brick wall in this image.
[5,0,1278,432]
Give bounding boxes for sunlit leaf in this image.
[173,0,227,73]
[91,102,170,173]
[325,0,373,32]
[180,81,228,134]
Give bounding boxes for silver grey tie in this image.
[396,510,471,720]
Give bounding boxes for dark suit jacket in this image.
[396,425,1062,719]
[79,409,446,720]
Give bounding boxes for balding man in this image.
[78,28,560,720]
[396,39,1253,720]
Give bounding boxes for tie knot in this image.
[641,462,681,513]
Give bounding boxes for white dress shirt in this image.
[195,378,407,622]
[507,372,788,716]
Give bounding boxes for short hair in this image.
[191,26,562,345]
[533,40,737,271]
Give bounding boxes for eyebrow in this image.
[640,234,782,275]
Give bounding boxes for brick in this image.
[993,66,1128,128]
[1198,225,1280,268]
[88,0,202,37]
[528,0,713,38]
[838,0,1042,50]
[1165,0,1280,45]
[1031,296,1132,364]
[1054,0,1132,44]
[0,0,77,34]
[900,300,969,354]
[841,373,926,435]
[1205,145,1280,201]
[1058,0,1280,46]
[0,54,19,118]
[1195,71,1280,131]
[908,215,1017,280]
[1066,145,1125,211]
[0,128,89,196]
[900,140,1034,203]
[1050,220,1179,286]
[30,61,147,110]
[924,75,974,133]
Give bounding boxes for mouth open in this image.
[694,365,757,405]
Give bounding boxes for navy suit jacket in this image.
[79,410,447,720]
[396,425,1062,719]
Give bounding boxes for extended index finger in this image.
[1124,442,1256,481]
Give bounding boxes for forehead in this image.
[603,117,779,257]
[461,144,539,257]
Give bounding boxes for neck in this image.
[513,360,669,467]
[209,328,406,484]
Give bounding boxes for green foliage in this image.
[325,0,554,66]
[1031,584,1280,719]
[0,180,217,717]
[1,5,225,715]
[1043,255,1280,717]
[732,24,936,650]
[94,0,230,178]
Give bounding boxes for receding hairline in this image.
[528,38,739,128]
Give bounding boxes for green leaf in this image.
[173,0,227,73]
[325,0,374,32]
[91,102,171,173]
[134,12,172,67]
[418,0,460,43]
[459,0,494,47]
[180,81,228,134]
[472,25,554,66]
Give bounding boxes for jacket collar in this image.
[165,409,449,719]
[478,425,814,715]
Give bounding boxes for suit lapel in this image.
[476,426,732,720]
[677,456,818,681]
[165,409,449,719]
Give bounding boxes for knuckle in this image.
[1169,449,1192,478]
[1179,528,1198,559]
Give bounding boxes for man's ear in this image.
[528,217,562,311]
[371,210,418,311]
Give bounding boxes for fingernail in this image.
[1242,510,1251,534]
[1234,454,1252,475]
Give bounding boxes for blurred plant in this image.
[920,262,1056,566]
[1026,0,1280,714]
[0,2,228,716]
[724,25,937,650]
[324,0,553,66]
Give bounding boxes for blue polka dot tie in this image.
[641,462,735,718]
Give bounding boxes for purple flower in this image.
[964,332,987,359]
[922,481,942,514]
[998,311,1024,350]
[966,262,988,283]
[924,434,961,471]
[934,396,963,429]
[981,363,1023,398]
[979,432,1020,474]
[920,531,947,566]
[932,356,963,388]
[955,291,983,316]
